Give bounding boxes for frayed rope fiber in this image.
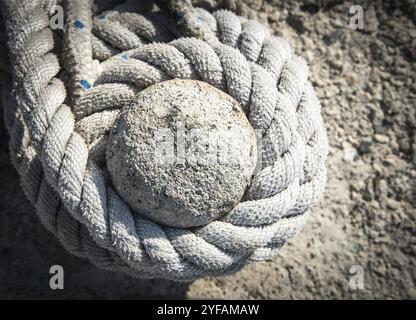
[1,0,328,281]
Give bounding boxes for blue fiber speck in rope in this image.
[80,80,91,89]
[74,20,85,29]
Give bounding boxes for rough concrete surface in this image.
[107,79,257,228]
[0,0,415,299]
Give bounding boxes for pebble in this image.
[386,199,401,211]
[358,138,372,154]
[374,134,390,144]
[343,147,358,162]
[399,138,411,154]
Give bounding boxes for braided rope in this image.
[1,0,328,280]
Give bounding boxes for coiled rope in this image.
[1,0,328,281]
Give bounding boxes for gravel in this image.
[0,0,414,299]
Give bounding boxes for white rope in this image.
[1,0,328,281]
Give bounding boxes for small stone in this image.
[267,11,280,23]
[351,179,365,192]
[358,138,372,154]
[399,138,411,154]
[386,199,400,211]
[373,260,386,276]
[373,163,384,175]
[374,124,388,134]
[375,179,388,198]
[382,155,397,166]
[363,7,379,34]
[323,29,343,46]
[106,80,257,228]
[407,288,416,299]
[287,14,307,34]
[362,190,373,202]
[343,147,358,162]
[374,134,390,144]
[345,74,357,86]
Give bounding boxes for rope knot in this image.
[2,0,328,280]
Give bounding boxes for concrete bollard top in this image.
[106,79,257,228]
